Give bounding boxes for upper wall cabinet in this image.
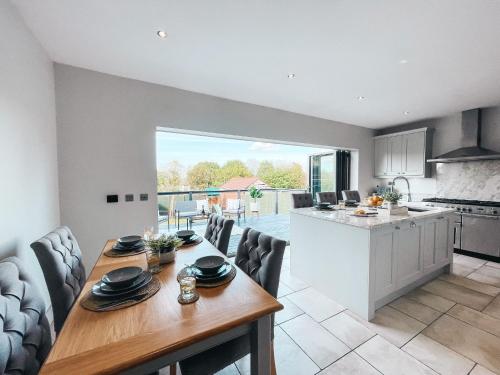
[373,128,432,178]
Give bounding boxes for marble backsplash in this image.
[436,160,500,201]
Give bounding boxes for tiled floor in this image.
[223,252,500,375]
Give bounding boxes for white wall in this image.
[0,1,59,310]
[55,64,376,270]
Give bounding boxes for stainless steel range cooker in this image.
[422,198,500,260]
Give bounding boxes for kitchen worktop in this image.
[290,205,456,230]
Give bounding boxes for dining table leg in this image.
[250,314,272,375]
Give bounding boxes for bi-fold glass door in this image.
[310,152,336,202]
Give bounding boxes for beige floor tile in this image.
[321,311,375,349]
[275,296,304,325]
[470,364,498,375]
[235,327,319,375]
[454,254,487,269]
[319,352,381,375]
[467,266,500,288]
[277,282,294,298]
[281,314,350,369]
[280,269,309,291]
[287,287,345,322]
[448,304,500,337]
[439,273,500,296]
[355,335,437,375]
[451,263,476,277]
[402,334,475,375]
[486,261,500,270]
[483,295,500,320]
[422,279,493,311]
[423,315,500,373]
[405,288,456,312]
[389,297,442,324]
[347,306,426,347]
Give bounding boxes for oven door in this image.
[461,213,500,257]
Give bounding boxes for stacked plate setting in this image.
[190,256,232,283]
[92,266,152,298]
[176,230,200,245]
[113,235,145,252]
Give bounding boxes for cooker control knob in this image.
[493,210,498,215]
[467,208,472,212]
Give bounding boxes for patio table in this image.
[39,238,282,374]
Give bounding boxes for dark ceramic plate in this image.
[318,202,331,207]
[113,241,145,251]
[193,263,232,282]
[93,272,153,298]
[176,230,195,240]
[192,262,230,279]
[182,234,200,245]
[117,235,143,246]
[194,255,225,275]
[102,266,143,287]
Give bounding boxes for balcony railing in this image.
[157,188,309,219]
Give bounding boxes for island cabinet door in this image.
[373,229,398,300]
[423,216,453,271]
[395,221,425,288]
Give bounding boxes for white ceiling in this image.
[12,0,500,128]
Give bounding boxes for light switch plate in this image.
[106,194,119,203]
[125,194,134,202]
[140,193,148,201]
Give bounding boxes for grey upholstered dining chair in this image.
[291,192,314,208]
[30,226,86,335]
[341,190,361,202]
[0,256,52,374]
[316,191,338,205]
[179,227,287,375]
[204,214,234,255]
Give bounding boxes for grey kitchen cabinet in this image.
[373,128,432,178]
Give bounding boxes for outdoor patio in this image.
[158,213,290,257]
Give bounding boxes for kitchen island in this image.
[290,206,456,320]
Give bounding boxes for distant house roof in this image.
[219,177,269,190]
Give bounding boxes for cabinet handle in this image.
[401,172,406,174]
[437,216,444,220]
[395,226,400,230]
[410,221,416,228]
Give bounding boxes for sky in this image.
[156,131,332,173]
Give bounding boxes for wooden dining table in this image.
[40,238,283,375]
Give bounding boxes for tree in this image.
[157,160,183,192]
[187,162,221,189]
[218,160,252,183]
[257,161,306,189]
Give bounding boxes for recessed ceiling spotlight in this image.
[288,73,296,79]
[399,59,408,64]
[404,111,410,115]
[157,30,168,38]
[358,96,366,101]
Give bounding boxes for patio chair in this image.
[211,204,223,216]
[174,200,198,230]
[223,198,245,225]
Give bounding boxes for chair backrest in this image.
[0,256,51,374]
[316,191,338,205]
[175,200,197,212]
[196,199,209,213]
[226,199,242,210]
[235,228,286,298]
[30,226,86,335]
[291,193,314,208]
[204,214,235,255]
[341,190,361,202]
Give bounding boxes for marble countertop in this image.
[290,204,456,230]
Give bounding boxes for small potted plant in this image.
[383,191,403,210]
[146,234,183,265]
[249,186,264,212]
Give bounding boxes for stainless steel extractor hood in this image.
[427,109,500,163]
